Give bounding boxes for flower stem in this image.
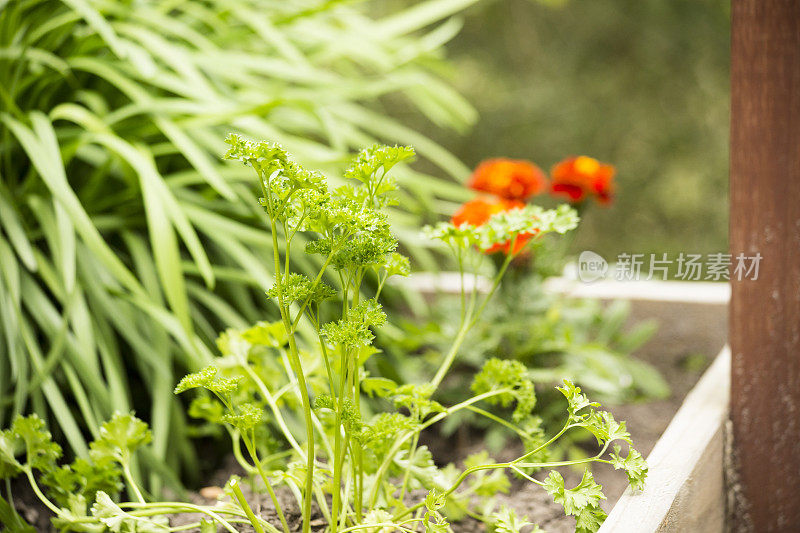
[430,322,470,389]
[430,250,514,390]
[229,478,266,533]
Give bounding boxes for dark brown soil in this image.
[11,299,726,532]
[8,477,54,531]
[168,480,318,532]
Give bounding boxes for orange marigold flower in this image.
[468,158,548,201]
[451,197,537,255]
[451,197,519,227]
[550,156,616,205]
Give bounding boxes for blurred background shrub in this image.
[387,0,730,259]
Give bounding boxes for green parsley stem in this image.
[465,405,531,440]
[229,478,267,533]
[244,433,291,533]
[430,247,514,390]
[511,421,575,465]
[240,362,304,457]
[367,389,511,508]
[24,468,63,517]
[121,460,146,504]
[122,501,242,533]
[331,347,349,533]
[262,177,315,533]
[394,449,609,523]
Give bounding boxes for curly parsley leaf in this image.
[423,488,449,533]
[0,430,23,479]
[334,218,397,270]
[91,491,169,532]
[9,415,62,472]
[315,395,363,436]
[391,384,444,421]
[174,366,241,396]
[268,273,336,304]
[490,505,541,533]
[575,506,607,533]
[472,359,536,422]
[425,204,578,254]
[361,413,417,463]
[321,300,386,348]
[174,366,217,394]
[583,411,631,446]
[422,222,480,249]
[224,135,290,174]
[42,457,123,508]
[361,510,396,532]
[380,252,411,278]
[225,134,330,226]
[609,445,648,491]
[556,380,599,420]
[89,413,151,466]
[543,469,606,528]
[221,403,263,432]
[345,145,414,184]
[556,380,631,446]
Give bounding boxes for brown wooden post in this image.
[730,0,800,530]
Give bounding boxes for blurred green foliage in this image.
[401,0,730,260]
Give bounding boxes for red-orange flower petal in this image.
[451,197,524,228]
[550,156,616,205]
[484,232,536,255]
[451,197,534,255]
[468,158,548,201]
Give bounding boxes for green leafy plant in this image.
[1,139,647,532]
[375,154,667,457]
[0,0,481,489]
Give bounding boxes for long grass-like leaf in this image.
[374,0,482,38]
[2,113,145,293]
